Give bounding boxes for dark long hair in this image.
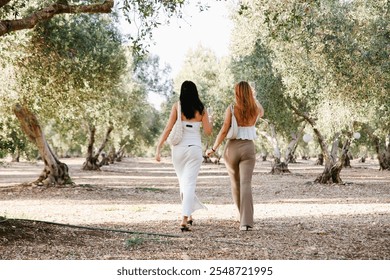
[179,81,205,119]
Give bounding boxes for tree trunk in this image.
[13,104,71,186]
[115,144,126,162]
[82,125,113,171]
[99,152,110,166]
[271,158,291,174]
[108,146,116,164]
[285,126,305,164]
[82,125,99,170]
[344,153,352,168]
[375,135,390,171]
[315,139,351,184]
[315,154,324,165]
[11,149,20,162]
[259,124,291,174]
[289,105,347,184]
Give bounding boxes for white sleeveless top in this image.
[176,121,202,147]
[236,126,257,140]
[232,104,258,140]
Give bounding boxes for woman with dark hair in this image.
[155,80,212,232]
[206,81,264,231]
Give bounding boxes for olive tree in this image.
[230,0,389,182]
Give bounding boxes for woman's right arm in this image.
[256,100,265,119]
[155,103,178,162]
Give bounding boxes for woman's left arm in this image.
[206,106,231,156]
[202,109,213,136]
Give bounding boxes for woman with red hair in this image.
[207,81,264,231]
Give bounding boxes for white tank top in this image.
[176,121,202,147]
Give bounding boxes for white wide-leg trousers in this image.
[172,145,206,216]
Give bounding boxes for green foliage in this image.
[0,1,215,59]
[230,0,389,156]
[109,52,172,156]
[0,1,44,19]
[15,14,126,120]
[135,187,164,193]
[134,55,173,98]
[230,38,300,137]
[0,6,174,159]
[125,235,145,247]
[2,0,387,162]
[0,114,38,160]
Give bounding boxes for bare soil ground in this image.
[1,157,390,260]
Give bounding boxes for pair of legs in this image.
[223,140,256,229]
[172,145,205,230]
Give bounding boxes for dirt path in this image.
[1,157,390,259]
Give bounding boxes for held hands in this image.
[206,148,215,157]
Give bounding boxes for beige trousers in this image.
[223,139,256,227]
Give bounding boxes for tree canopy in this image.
[228,0,389,177]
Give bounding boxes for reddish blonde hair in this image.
[234,81,258,123]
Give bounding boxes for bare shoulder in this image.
[171,101,180,113]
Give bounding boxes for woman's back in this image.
[181,110,203,122]
[234,105,261,127]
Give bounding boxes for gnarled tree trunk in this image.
[271,158,291,174]
[375,135,390,171]
[82,124,113,171]
[344,153,352,168]
[285,125,305,164]
[260,124,291,174]
[13,104,71,186]
[290,106,349,184]
[115,144,126,162]
[315,137,351,184]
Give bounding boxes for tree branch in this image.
[289,104,331,160]
[95,125,114,157]
[0,0,12,9]
[0,0,114,36]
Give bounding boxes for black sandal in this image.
[180,225,191,232]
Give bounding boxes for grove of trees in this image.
[0,0,389,187]
[227,0,389,182]
[0,0,182,185]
